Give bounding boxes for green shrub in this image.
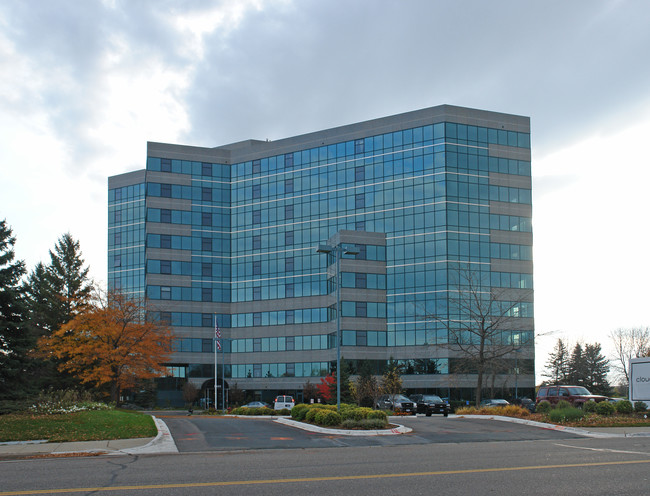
[341,418,388,430]
[277,408,291,416]
[536,400,552,413]
[305,408,320,422]
[341,407,374,421]
[291,404,310,420]
[313,409,329,424]
[615,400,633,414]
[556,400,572,410]
[595,401,616,416]
[583,400,597,413]
[315,410,341,426]
[548,407,585,423]
[634,401,648,413]
[366,410,388,421]
[359,418,388,429]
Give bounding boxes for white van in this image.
[274,395,295,410]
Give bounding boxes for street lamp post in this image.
[317,243,358,412]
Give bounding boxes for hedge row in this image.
[291,403,388,429]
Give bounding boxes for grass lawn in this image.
[0,409,157,443]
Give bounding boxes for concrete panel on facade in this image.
[489,172,532,189]
[489,230,533,245]
[491,259,534,274]
[108,170,145,189]
[489,201,533,218]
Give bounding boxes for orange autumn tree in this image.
[37,289,173,404]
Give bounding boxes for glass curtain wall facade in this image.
[108,104,534,405]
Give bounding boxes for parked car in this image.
[535,386,608,408]
[375,394,416,414]
[273,395,295,410]
[242,401,271,409]
[515,397,536,413]
[409,394,450,417]
[480,399,510,407]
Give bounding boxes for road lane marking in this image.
[3,459,650,495]
[554,443,650,456]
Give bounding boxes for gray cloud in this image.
[2,0,650,170]
[181,0,650,153]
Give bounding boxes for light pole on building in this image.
[317,243,358,412]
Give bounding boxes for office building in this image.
[108,104,534,406]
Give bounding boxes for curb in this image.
[454,414,650,438]
[274,417,412,436]
[116,416,179,455]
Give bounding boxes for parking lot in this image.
[154,412,583,452]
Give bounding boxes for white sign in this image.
[629,358,650,402]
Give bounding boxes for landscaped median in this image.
[228,403,412,434]
[455,399,650,430]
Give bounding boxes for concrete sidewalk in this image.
[0,416,178,459]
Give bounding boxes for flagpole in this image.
[214,313,219,410]
[221,336,225,411]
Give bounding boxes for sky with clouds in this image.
[2,0,649,381]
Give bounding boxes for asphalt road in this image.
[2,416,650,495]
[155,413,583,452]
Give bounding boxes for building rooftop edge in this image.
[143,104,529,165]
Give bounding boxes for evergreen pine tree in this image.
[583,343,610,395]
[22,233,93,391]
[45,233,93,325]
[543,338,570,384]
[568,343,587,386]
[0,220,29,400]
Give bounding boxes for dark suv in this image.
[536,386,608,408]
[410,394,451,417]
[375,394,416,414]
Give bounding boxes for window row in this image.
[147,182,230,203]
[339,301,387,318]
[152,312,232,328]
[148,285,230,303]
[231,278,325,302]
[444,122,530,149]
[164,358,452,379]
[109,183,145,203]
[444,150,531,176]
[340,272,387,290]
[490,243,533,261]
[108,271,145,296]
[230,334,332,353]
[488,186,531,205]
[147,208,229,228]
[146,259,230,279]
[146,157,230,180]
[146,233,229,253]
[110,248,145,270]
[231,308,328,327]
[109,225,145,248]
[491,272,534,289]
[109,202,145,227]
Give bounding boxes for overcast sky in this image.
[2,0,649,382]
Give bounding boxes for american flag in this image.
[215,320,222,351]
